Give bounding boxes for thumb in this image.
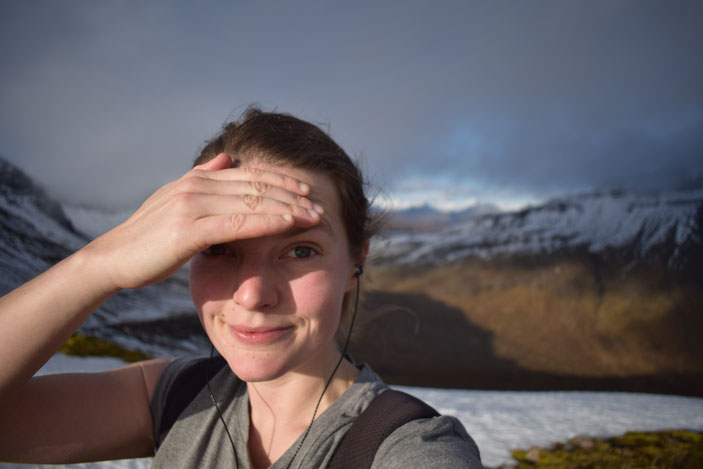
[196,153,232,171]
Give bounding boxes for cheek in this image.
[292,271,347,327]
[189,259,227,317]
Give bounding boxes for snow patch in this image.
[2,355,700,468]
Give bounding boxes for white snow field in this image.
[0,354,701,468]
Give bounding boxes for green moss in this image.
[508,430,703,469]
[59,333,150,363]
[510,449,528,462]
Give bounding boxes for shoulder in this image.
[151,355,230,448]
[348,365,482,468]
[152,355,227,401]
[372,407,482,468]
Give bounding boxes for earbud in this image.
[354,265,364,277]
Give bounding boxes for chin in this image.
[222,353,291,383]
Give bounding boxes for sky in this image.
[1,0,702,212]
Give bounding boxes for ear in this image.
[346,240,370,291]
[359,239,370,267]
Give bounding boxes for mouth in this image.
[229,325,294,345]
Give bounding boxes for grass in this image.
[59,333,150,363]
[508,430,703,469]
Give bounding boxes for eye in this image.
[203,244,227,256]
[286,245,318,259]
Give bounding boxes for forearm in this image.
[0,245,119,403]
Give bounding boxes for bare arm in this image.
[0,359,168,463]
[0,248,120,408]
[0,153,321,463]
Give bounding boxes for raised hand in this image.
[85,153,323,291]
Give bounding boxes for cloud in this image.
[1,0,701,208]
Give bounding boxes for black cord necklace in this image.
[206,271,362,469]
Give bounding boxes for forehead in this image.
[244,159,343,233]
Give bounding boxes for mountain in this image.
[0,158,85,291]
[376,189,703,270]
[384,202,500,232]
[2,157,701,394]
[0,158,206,357]
[359,189,703,395]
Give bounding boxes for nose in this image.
[231,262,280,312]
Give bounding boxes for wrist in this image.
[69,241,123,298]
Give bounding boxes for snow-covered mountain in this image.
[0,158,204,357]
[375,189,703,268]
[0,159,85,289]
[3,156,702,361]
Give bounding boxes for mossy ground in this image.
[508,430,703,468]
[59,333,150,363]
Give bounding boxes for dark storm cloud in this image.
[0,0,701,208]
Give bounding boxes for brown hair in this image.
[194,108,376,260]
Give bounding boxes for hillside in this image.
[351,191,703,395]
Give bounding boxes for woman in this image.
[0,109,481,468]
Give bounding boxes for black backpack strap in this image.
[152,355,228,450]
[328,390,440,469]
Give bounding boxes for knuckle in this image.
[228,213,246,235]
[244,167,261,179]
[179,176,201,192]
[250,180,270,194]
[295,194,310,207]
[172,191,196,209]
[243,194,261,210]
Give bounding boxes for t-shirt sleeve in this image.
[150,358,189,440]
[151,356,214,448]
[371,415,483,468]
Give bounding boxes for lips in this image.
[229,325,294,345]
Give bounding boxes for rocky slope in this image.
[0,158,206,357]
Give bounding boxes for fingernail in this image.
[313,203,324,214]
[307,209,319,218]
[282,213,293,221]
[299,182,310,193]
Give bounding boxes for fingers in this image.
[175,193,322,227]
[90,154,323,290]
[192,154,307,199]
[190,165,311,198]
[173,155,324,228]
[195,213,299,246]
[176,177,322,214]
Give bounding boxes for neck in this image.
[246,349,359,467]
[247,350,358,425]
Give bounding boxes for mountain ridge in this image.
[376,188,703,271]
[2,157,701,394]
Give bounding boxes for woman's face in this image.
[189,160,357,382]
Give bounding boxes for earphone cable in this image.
[284,272,361,468]
[207,272,362,469]
[207,344,239,469]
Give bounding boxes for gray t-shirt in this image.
[151,358,482,468]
